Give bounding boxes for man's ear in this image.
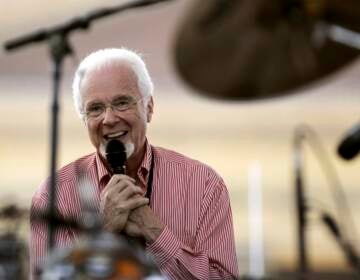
[146,96,154,123]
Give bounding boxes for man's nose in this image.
[102,106,118,125]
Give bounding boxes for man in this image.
[30,48,239,279]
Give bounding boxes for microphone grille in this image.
[105,140,127,173]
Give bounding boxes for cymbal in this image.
[174,0,360,100]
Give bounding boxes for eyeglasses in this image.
[82,95,145,119]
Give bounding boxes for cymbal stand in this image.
[293,127,308,279]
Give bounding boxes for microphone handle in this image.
[113,165,125,174]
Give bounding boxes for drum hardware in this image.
[321,212,360,273]
[293,125,360,277]
[37,175,163,279]
[41,232,148,280]
[36,211,163,279]
[0,204,28,280]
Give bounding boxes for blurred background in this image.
[0,0,359,278]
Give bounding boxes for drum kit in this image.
[2,0,360,279]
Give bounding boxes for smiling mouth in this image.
[104,131,128,140]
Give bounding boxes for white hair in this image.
[72,48,154,118]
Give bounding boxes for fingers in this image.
[111,174,135,184]
[99,174,149,233]
[122,196,149,210]
[102,174,143,200]
[102,182,142,202]
[100,174,146,214]
[104,174,135,193]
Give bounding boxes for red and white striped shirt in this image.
[30,141,239,279]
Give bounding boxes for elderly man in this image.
[30,48,239,279]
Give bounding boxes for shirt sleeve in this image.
[29,187,49,279]
[147,174,239,279]
[29,180,77,279]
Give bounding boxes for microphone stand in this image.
[321,213,360,274]
[3,0,174,251]
[293,125,360,278]
[293,126,308,279]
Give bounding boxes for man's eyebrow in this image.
[85,95,134,106]
[111,95,134,102]
[112,95,133,101]
[86,100,104,107]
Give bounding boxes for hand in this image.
[124,205,165,244]
[99,174,149,233]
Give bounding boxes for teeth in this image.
[106,131,126,139]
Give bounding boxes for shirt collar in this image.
[139,139,152,177]
[95,152,110,187]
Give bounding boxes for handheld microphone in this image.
[105,140,147,249]
[105,140,127,174]
[337,123,360,160]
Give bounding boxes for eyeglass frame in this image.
[81,94,147,119]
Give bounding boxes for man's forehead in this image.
[84,63,136,84]
[81,64,140,99]
[86,93,136,104]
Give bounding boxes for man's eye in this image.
[114,100,130,107]
[88,105,104,112]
